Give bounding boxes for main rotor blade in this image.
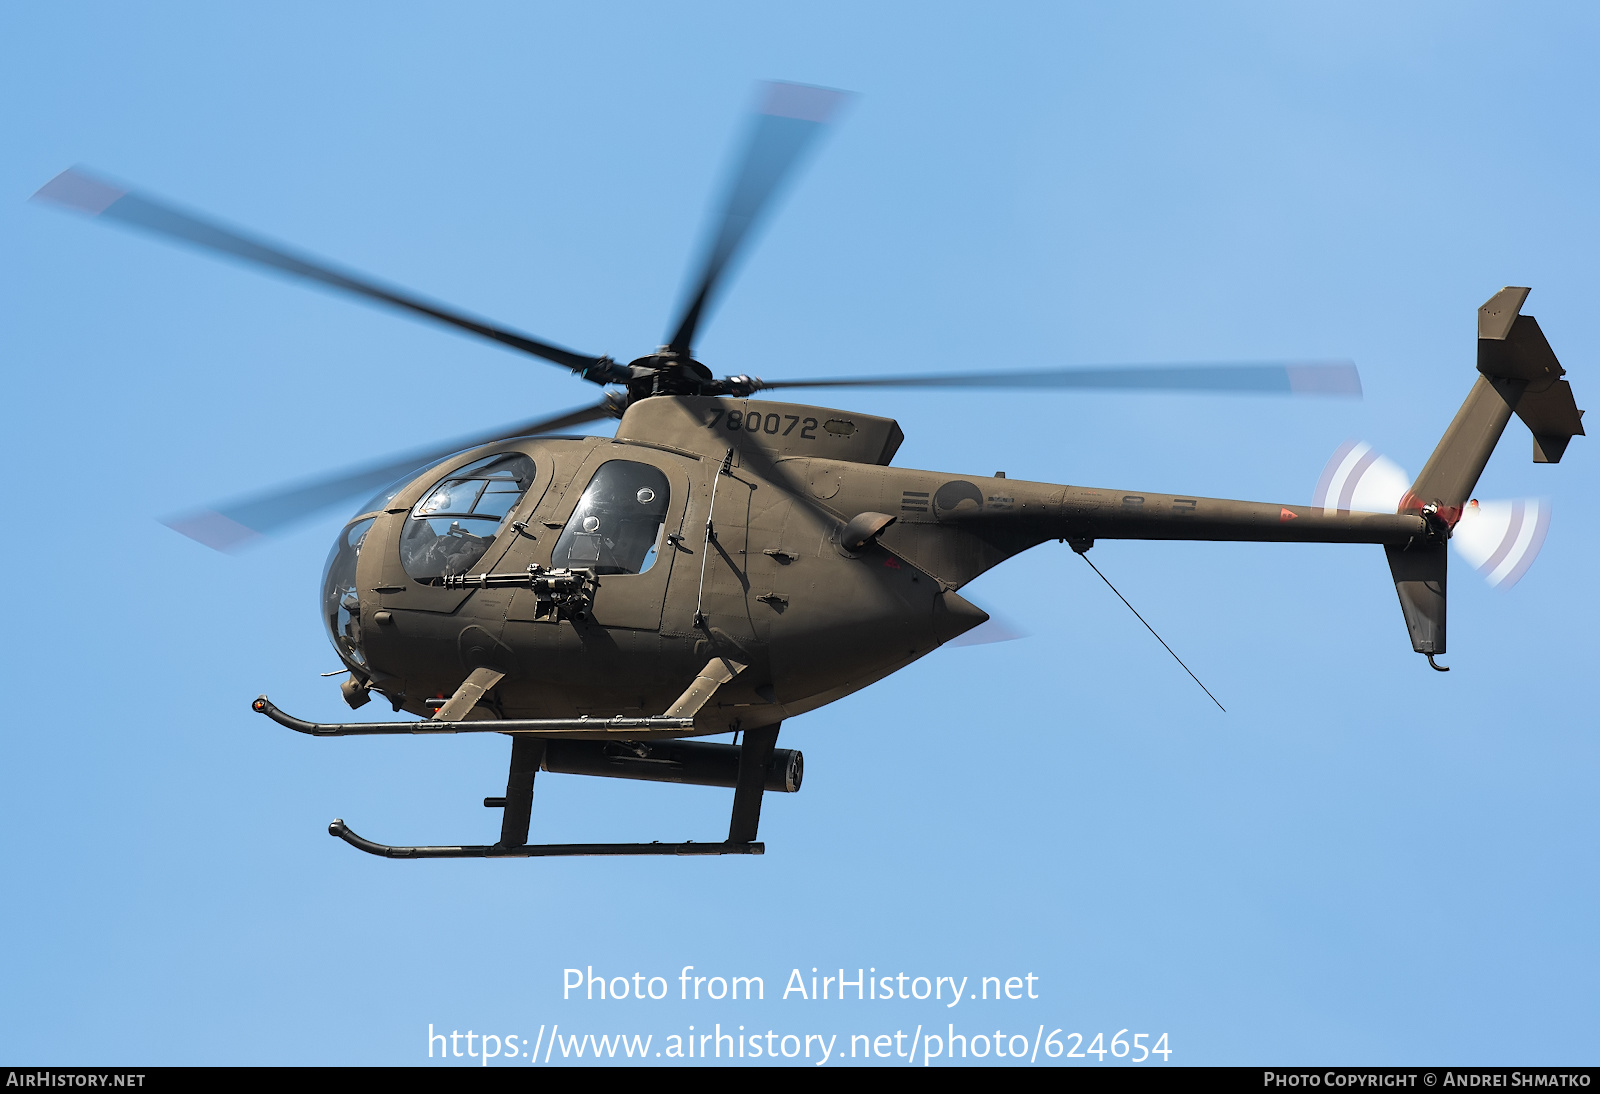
[32,168,623,383]
[666,82,850,357]
[163,399,619,552]
[754,361,1363,396]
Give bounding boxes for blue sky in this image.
[2,2,1596,1066]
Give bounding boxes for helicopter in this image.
[32,82,1583,861]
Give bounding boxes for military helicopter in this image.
[33,83,1583,860]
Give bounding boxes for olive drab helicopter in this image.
[33,82,1584,860]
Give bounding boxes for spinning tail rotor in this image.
[1452,499,1551,589]
[1312,440,1550,590]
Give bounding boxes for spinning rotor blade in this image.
[754,361,1363,396]
[163,399,619,552]
[1313,440,1551,589]
[1453,498,1551,589]
[32,168,622,383]
[1312,440,1410,515]
[666,82,850,357]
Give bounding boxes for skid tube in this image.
[251,695,695,736]
[329,820,763,859]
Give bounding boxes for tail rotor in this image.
[1313,440,1550,590]
[1452,498,1551,589]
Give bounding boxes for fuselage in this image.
[325,396,1427,733]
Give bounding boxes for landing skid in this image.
[258,673,786,859]
[252,695,695,737]
[329,820,764,859]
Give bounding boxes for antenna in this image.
[693,448,735,628]
[1073,547,1225,713]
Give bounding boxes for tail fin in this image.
[1386,287,1582,667]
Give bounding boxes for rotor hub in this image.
[623,352,759,402]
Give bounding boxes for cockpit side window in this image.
[551,461,671,576]
[399,453,537,581]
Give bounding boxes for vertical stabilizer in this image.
[1386,287,1579,667]
[1385,541,1447,665]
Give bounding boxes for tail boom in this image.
[1047,495,1429,546]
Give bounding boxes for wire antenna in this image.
[1076,551,1225,713]
[693,448,735,628]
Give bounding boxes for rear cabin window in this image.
[551,461,670,575]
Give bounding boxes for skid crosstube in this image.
[329,820,764,858]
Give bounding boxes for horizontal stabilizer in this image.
[1476,287,1585,464]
